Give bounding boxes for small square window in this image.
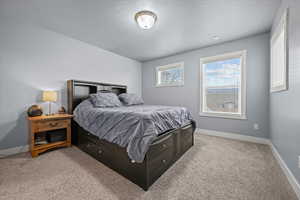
[156,62,184,87]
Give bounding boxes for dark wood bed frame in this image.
[67,80,195,191]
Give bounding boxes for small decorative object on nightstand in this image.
[58,106,66,114]
[27,105,43,117]
[27,114,73,157]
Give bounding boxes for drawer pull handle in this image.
[162,144,167,148]
[162,159,167,164]
[151,134,172,146]
[182,125,192,130]
[49,122,58,127]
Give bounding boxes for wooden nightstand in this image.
[28,114,73,157]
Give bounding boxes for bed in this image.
[67,80,196,190]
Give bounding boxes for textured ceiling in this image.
[0,0,281,61]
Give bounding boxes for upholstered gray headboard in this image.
[67,80,127,114]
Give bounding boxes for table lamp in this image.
[42,91,58,115]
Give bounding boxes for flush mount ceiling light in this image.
[135,10,157,30]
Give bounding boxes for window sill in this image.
[155,83,184,88]
[270,84,288,93]
[199,112,247,120]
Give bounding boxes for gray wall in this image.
[270,0,300,182]
[142,33,270,138]
[0,19,141,150]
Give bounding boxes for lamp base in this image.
[48,102,53,116]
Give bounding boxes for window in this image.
[156,62,184,87]
[200,51,246,119]
[270,9,288,93]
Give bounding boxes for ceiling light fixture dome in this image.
[135,10,157,30]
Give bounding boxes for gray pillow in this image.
[118,93,144,105]
[90,92,122,107]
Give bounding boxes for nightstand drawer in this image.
[34,119,69,132]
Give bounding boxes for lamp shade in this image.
[42,91,57,102]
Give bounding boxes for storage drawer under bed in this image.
[77,132,114,164]
[180,124,194,155]
[148,147,174,183]
[148,132,174,158]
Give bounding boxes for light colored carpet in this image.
[0,134,298,200]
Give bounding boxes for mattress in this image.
[74,99,193,162]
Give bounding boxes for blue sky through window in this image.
[204,58,241,87]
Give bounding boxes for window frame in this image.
[199,50,247,120]
[155,62,184,87]
[270,9,288,93]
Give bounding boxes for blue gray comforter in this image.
[74,100,193,162]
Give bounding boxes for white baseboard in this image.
[270,143,300,199]
[196,128,300,199]
[0,145,29,158]
[196,128,270,144]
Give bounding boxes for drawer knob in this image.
[86,144,91,148]
[162,144,167,148]
[162,159,167,164]
[98,149,102,154]
[49,122,58,127]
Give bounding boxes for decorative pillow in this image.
[118,93,144,105]
[90,92,122,107]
